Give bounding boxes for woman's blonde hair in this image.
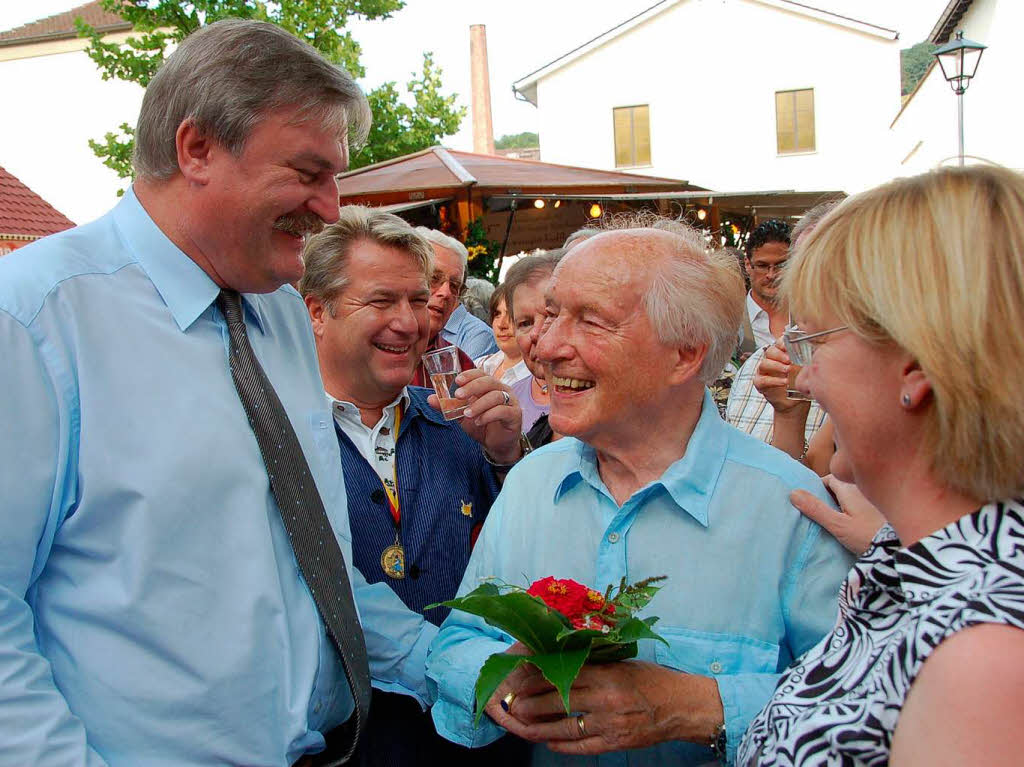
[784,165,1024,500]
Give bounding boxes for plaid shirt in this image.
[726,346,827,444]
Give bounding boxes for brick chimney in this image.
[469,24,495,155]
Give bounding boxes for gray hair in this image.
[640,226,746,385]
[134,19,370,180]
[299,206,433,312]
[563,227,601,249]
[414,227,469,279]
[582,213,744,385]
[504,249,567,323]
[790,198,843,246]
[462,277,495,322]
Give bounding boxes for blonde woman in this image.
[740,165,1024,766]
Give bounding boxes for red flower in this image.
[527,577,614,629]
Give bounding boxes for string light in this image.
[534,199,545,209]
[589,203,602,218]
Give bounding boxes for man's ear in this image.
[668,343,708,386]
[175,120,216,185]
[305,294,327,339]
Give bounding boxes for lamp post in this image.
[932,30,987,166]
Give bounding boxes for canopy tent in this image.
[335,147,844,258]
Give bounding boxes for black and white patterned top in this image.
[738,499,1024,766]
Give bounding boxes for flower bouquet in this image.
[432,575,668,724]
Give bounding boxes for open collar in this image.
[553,390,727,527]
[113,187,267,333]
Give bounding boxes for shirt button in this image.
[607,532,620,543]
[710,661,723,674]
[313,702,322,713]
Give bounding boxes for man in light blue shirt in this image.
[426,225,854,765]
[442,302,499,359]
[0,20,434,767]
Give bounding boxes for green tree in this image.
[77,0,465,182]
[494,131,538,150]
[901,41,938,96]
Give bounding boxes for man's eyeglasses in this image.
[749,260,787,276]
[430,271,465,297]
[783,325,848,366]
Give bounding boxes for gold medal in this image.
[381,543,406,579]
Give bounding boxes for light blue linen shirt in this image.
[426,391,854,766]
[0,189,436,767]
[440,303,498,359]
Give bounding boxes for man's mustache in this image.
[273,212,324,238]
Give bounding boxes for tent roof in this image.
[337,146,698,198]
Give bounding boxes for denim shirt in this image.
[427,391,855,766]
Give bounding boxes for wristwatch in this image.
[483,433,533,471]
[710,721,727,762]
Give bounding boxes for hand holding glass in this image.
[422,346,468,420]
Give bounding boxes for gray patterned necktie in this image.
[217,290,370,765]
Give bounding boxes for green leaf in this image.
[586,640,638,663]
[612,616,670,646]
[472,652,531,726]
[526,644,592,716]
[431,589,569,654]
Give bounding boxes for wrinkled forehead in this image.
[550,230,663,297]
[431,244,464,280]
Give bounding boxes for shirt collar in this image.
[444,303,468,332]
[112,186,267,333]
[553,390,727,527]
[892,501,1003,606]
[329,388,412,427]
[746,292,769,323]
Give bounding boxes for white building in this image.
[513,0,903,194]
[890,0,1018,176]
[0,2,144,225]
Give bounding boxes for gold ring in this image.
[500,691,516,713]
[576,714,586,737]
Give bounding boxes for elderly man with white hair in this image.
[426,223,854,765]
[414,227,498,365]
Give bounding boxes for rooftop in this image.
[0,1,130,47]
[0,166,76,238]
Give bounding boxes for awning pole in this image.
[495,199,518,279]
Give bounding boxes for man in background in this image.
[416,227,497,361]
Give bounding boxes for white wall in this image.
[0,36,144,225]
[533,0,902,194]
[890,0,1021,176]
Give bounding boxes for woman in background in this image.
[474,283,530,386]
[503,250,565,434]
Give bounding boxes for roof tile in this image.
[0,166,76,237]
[0,1,130,44]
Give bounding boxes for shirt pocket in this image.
[654,626,780,677]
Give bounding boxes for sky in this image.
[0,0,947,222]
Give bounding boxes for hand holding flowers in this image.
[431,575,668,724]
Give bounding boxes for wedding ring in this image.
[501,390,511,406]
[576,714,586,738]
[500,691,516,713]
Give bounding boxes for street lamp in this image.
[932,30,987,166]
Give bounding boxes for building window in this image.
[775,89,815,154]
[613,105,651,167]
